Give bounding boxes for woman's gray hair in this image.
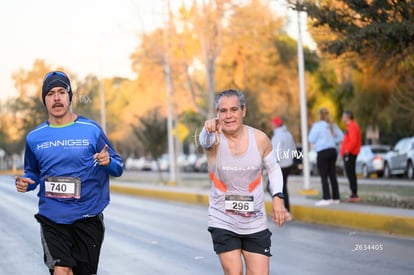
[215,89,246,110]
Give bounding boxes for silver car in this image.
[383,137,414,179]
[356,145,390,178]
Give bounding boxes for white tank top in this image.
[208,126,268,234]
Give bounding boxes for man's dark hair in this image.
[343,110,354,120]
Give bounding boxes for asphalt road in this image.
[0,175,413,275]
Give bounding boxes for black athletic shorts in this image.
[208,227,272,257]
[35,213,105,275]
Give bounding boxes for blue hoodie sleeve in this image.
[23,142,40,192]
[96,132,124,177]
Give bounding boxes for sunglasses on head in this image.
[43,71,68,81]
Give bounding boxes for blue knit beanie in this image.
[41,71,72,105]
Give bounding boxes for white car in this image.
[356,145,390,178]
[125,157,155,171]
[154,154,169,172]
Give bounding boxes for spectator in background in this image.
[340,110,362,202]
[308,108,343,206]
[269,117,296,220]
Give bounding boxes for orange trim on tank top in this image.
[209,172,227,192]
[209,171,262,193]
[248,172,262,192]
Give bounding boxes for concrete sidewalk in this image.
[111,173,414,238]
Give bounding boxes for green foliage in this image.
[242,89,272,136]
[131,107,167,160]
[72,74,101,122]
[274,34,320,73]
[386,64,414,142]
[303,47,320,73]
[5,0,414,158]
[6,95,47,154]
[0,113,8,153]
[301,0,414,67]
[179,110,205,144]
[296,0,414,142]
[274,35,297,66]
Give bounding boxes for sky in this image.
[0,0,314,101]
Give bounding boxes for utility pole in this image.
[295,1,314,193]
[163,0,177,185]
[99,79,107,133]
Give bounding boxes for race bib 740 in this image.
[44,176,81,199]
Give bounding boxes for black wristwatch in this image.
[272,192,284,199]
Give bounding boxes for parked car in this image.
[124,156,156,171]
[179,153,199,172]
[124,157,142,170]
[356,145,391,178]
[383,137,414,179]
[152,153,203,172]
[194,154,208,172]
[155,154,170,172]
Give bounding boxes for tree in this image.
[216,1,318,139]
[291,0,414,141]
[385,65,414,143]
[179,110,206,153]
[296,0,414,68]
[71,74,101,122]
[191,0,226,117]
[128,0,322,142]
[0,109,10,153]
[6,60,53,154]
[172,0,230,118]
[131,107,168,180]
[4,60,129,156]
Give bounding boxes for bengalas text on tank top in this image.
[208,126,268,235]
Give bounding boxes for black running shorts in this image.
[35,213,105,275]
[208,227,272,257]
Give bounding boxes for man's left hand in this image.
[94,144,110,167]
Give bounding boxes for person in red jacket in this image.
[340,110,362,202]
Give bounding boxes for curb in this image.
[111,185,414,238]
[111,185,210,206]
[279,205,414,238]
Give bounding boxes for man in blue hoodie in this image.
[15,71,124,275]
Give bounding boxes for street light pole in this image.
[163,0,177,185]
[295,2,311,191]
[99,79,107,133]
